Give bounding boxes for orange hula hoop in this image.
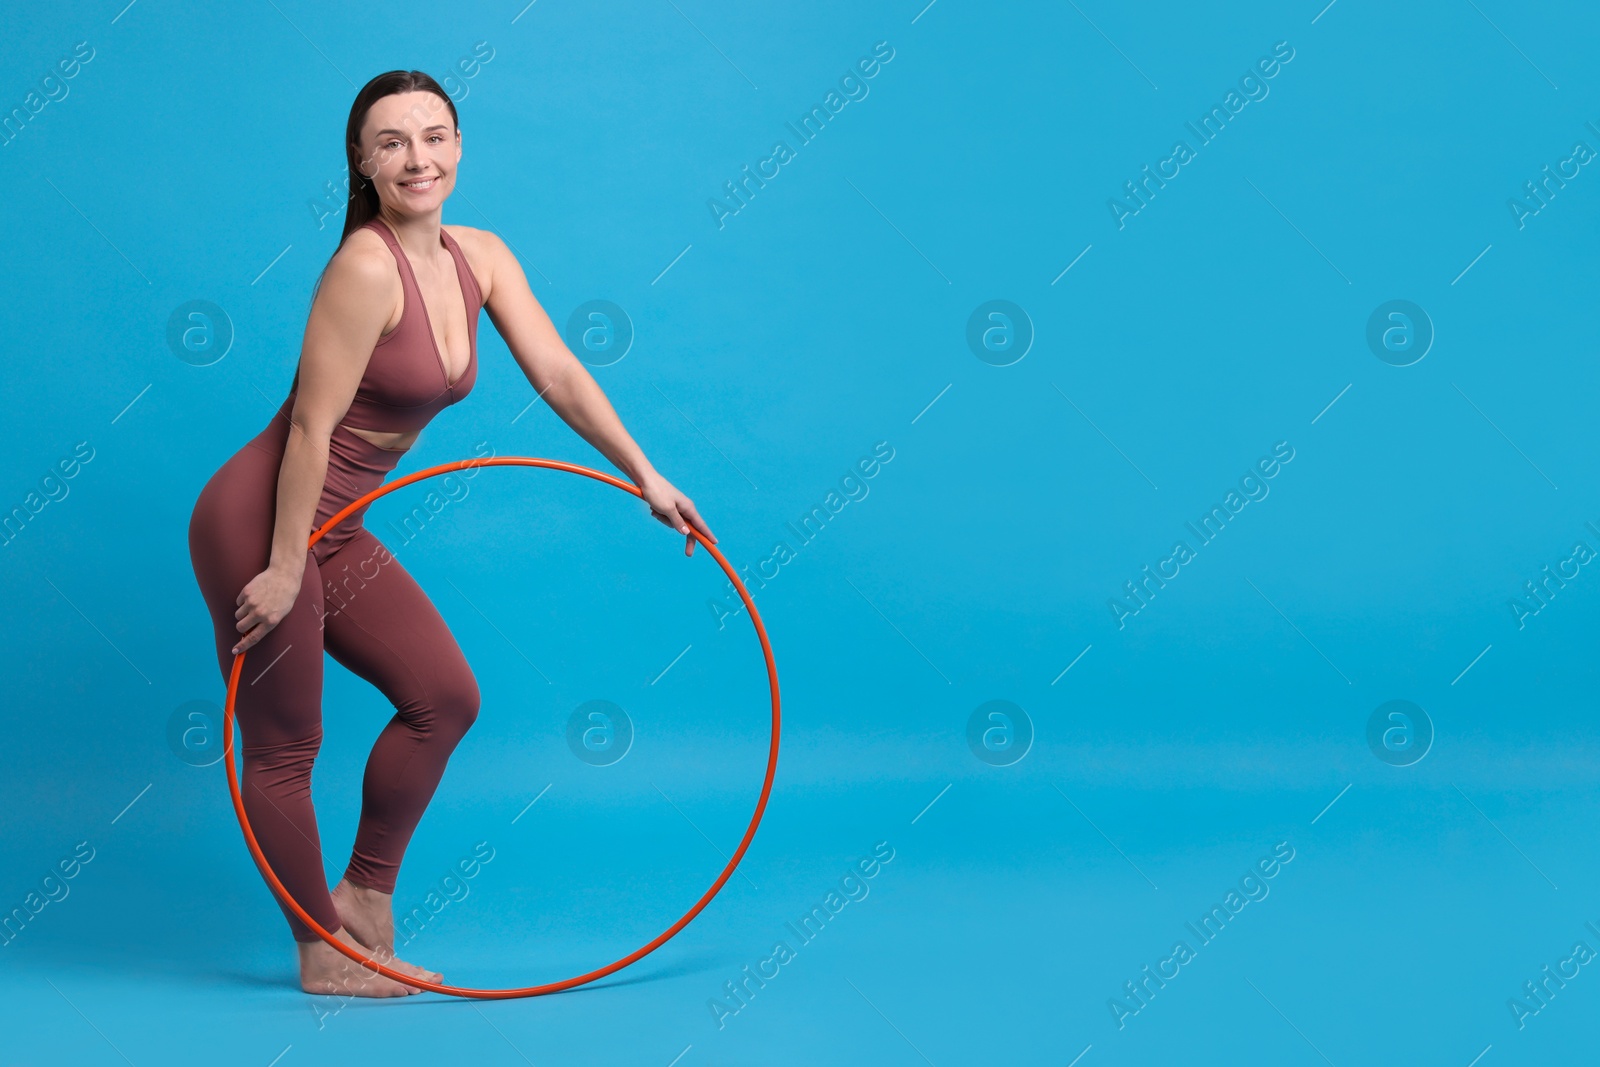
[222,455,781,999]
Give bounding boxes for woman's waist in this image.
[286,387,441,439]
[246,404,411,464]
[243,410,406,507]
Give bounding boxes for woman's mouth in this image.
[399,176,439,192]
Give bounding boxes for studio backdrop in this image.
[2,1,1596,1063]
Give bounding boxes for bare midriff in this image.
[346,425,419,453]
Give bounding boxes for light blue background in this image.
[2,0,1597,1063]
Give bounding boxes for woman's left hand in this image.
[637,472,717,556]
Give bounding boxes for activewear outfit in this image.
[187,217,483,941]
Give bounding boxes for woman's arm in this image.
[232,238,397,653]
[475,230,716,553]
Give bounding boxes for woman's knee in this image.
[414,670,479,738]
[242,728,324,775]
[443,671,481,735]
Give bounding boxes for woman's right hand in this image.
[233,564,303,655]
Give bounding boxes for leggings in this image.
[187,424,479,943]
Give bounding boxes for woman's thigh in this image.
[188,444,326,747]
[315,527,479,719]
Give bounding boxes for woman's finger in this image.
[678,499,716,543]
[234,624,260,655]
[648,499,686,531]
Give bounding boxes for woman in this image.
[188,70,715,997]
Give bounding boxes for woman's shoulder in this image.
[443,222,502,257]
[443,224,507,302]
[336,219,395,265]
[319,224,402,304]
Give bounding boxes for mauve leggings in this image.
[187,425,479,943]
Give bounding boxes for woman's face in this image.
[355,90,460,214]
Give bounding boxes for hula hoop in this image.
[222,456,780,999]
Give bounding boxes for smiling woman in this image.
[185,68,718,1000]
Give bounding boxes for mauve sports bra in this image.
[286,216,481,436]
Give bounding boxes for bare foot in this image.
[331,878,443,986]
[298,927,420,997]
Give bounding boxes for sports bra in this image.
[286,216,481,436]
